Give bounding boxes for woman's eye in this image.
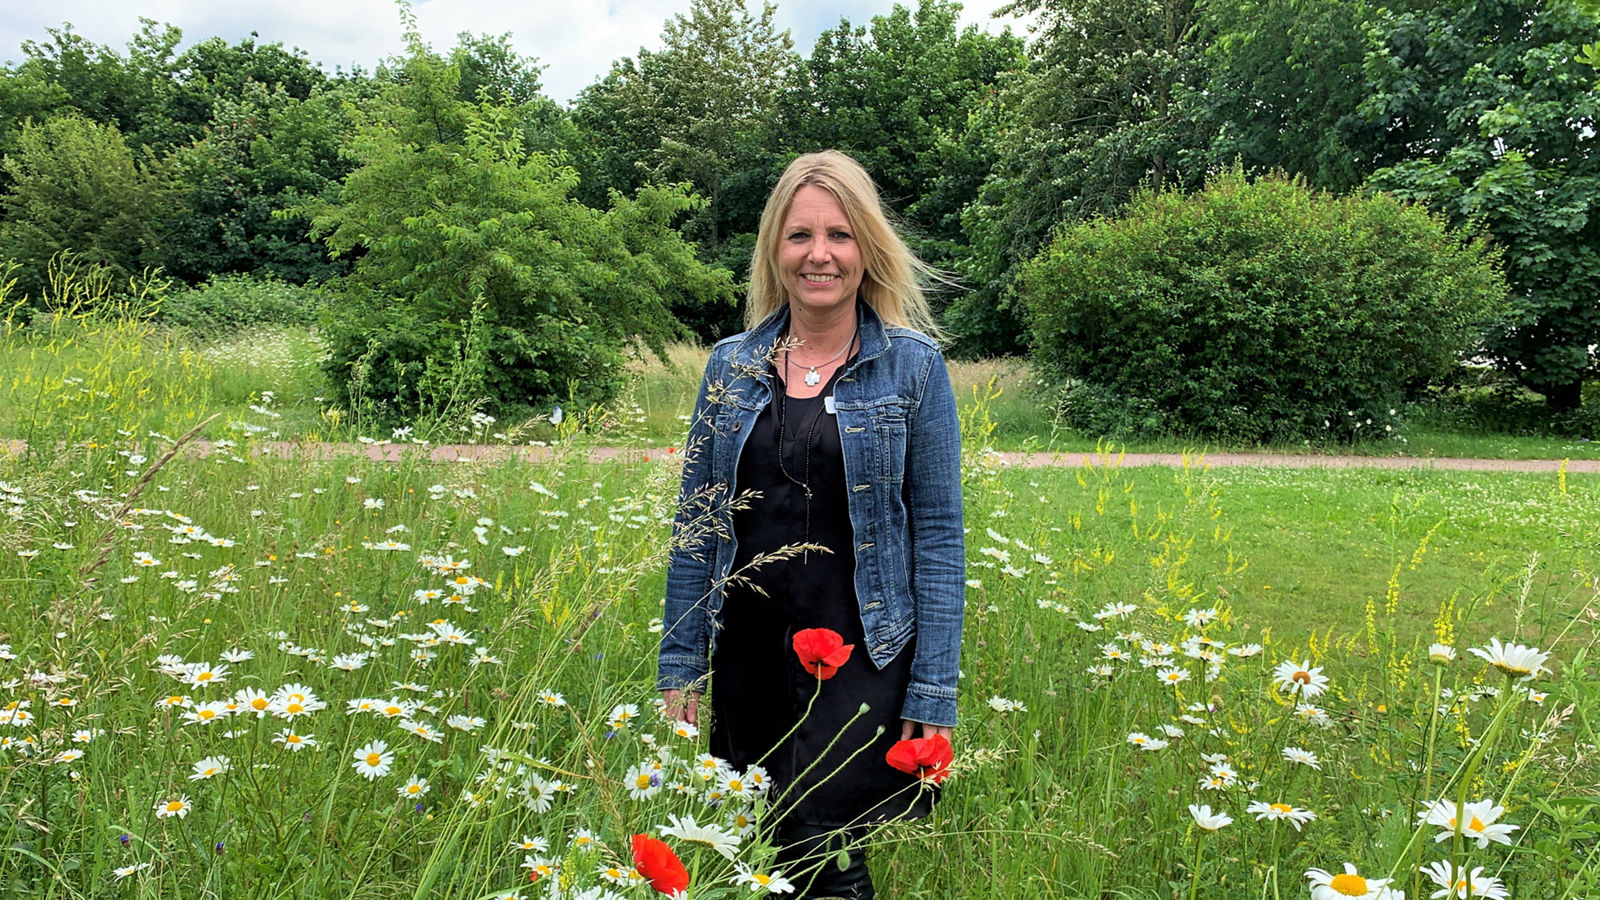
[831,231,852,241]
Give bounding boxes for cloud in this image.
[1,0,1031,105]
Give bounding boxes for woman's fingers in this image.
[900,719,953,741]
[662,689,700,726]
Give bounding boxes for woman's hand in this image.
[900,719,953,742]
[662,689,701,726]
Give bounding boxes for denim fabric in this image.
[658,301,966,726]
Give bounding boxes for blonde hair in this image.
[746,150,941,337]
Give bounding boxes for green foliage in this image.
[0,116,171,302]
[1020,169,1509,442]
[1188,0,1390,193]
[157,273,324,333]
[777,0,1023,276]
[1363,0,1600,411]
[161,81,356,285]
[570,0,795,339]
[306,32,734,424]
[950,0,1211,358]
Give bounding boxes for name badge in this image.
[824,396,837,415]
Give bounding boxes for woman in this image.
[658,150,964,899]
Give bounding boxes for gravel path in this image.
[5,438,1596,473]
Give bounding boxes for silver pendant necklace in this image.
[788,331,854,387]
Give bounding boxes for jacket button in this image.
[732,422,741,431]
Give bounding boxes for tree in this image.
[305,30,734,420]
[777,1,1023,275]
[1363,0,1600,410]
[1187,0,1395,193]
[0,116,170,301]
[1019,170,1508,442]
[949,0,1211,357]
[449,32,546,106]
[571,0,795,338]
[161,81,356,284]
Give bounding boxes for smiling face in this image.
[778,184,864,320]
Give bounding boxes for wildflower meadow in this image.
[2,306,1598,899]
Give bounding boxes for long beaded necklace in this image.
[775,327,857,543]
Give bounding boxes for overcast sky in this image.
[0,0,1030,105]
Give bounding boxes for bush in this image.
[305,36,733,427]
[1018,169,1509,443]
[158,274,323,333]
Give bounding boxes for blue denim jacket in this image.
[657,302,966,726]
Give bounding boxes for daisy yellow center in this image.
[165,801,185,812]
[1270,803,1292,815]
[729,780,744,791]
[167,696,185,705]
[286,702,304,714]
[251,698,269,711]
[286,735,302,744]
[385,707,402,716]
[203,767,218,776]
[1468,814,1486,831]
[755,874,772,886]
[406,784,422,794]
[635,774,652,789]
[366,753,383,766]
[196,672,214,682]
[198,710,217,719]
[1328,874,1368,895]
[1167,674,1181,681]
[1291,671,1312,684]
[1494,662,1530,675]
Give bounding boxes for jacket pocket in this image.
[862,397,909,485]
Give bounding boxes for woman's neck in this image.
[787,303,857,359]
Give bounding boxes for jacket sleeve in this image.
[657,349,726,694]
[899,348,965,727]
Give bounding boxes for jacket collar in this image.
[733,299,889,372]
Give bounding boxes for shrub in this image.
[158,274,324,333]
[1018,169,1509,443]
[305,36,733,427]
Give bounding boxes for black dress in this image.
[709,364,933,827]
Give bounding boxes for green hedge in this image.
[1018,170,1510,443]
[158,274,324,333]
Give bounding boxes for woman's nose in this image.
[807,237,830,262]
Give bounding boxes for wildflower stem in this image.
[1187,830,1204,900]
[751,677,822,772]
[1407,663,1446,898]
[771,712,879,814]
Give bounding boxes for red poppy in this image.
[631,833,689,895]
[885,733,954,784]
[792,628,855,680]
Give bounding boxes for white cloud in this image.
[1,0,1031,105]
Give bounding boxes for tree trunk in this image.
[1543,379,1585,413]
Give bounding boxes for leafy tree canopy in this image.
[1363,0,1600,410]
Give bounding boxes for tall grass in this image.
[0,336,1596,897]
